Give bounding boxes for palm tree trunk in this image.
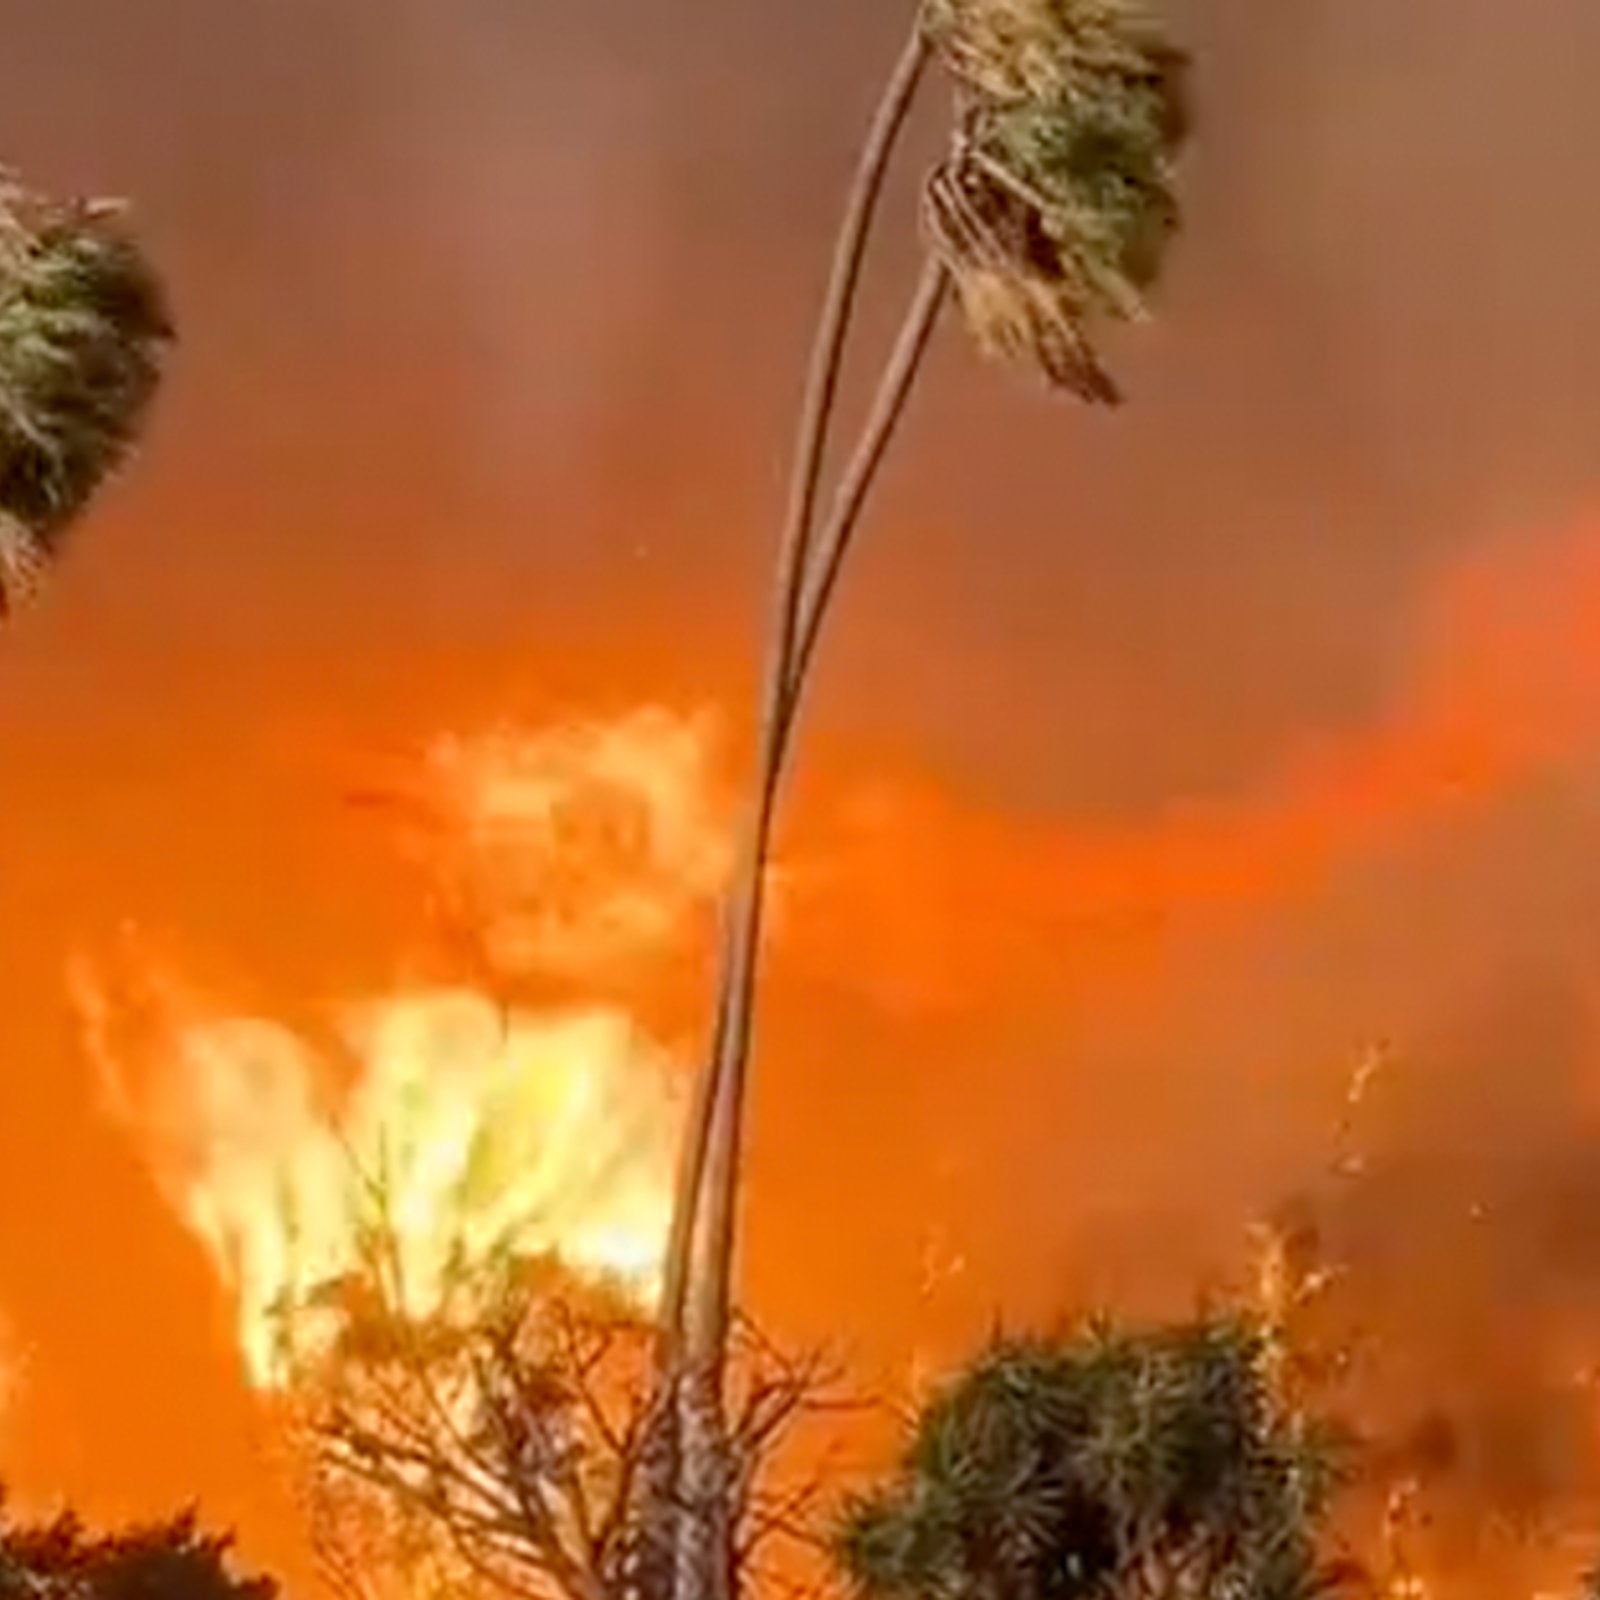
[657,19,933,1350]
[674,261,949,1600]
[778,259,948,749]
[688,255,949,1371]
[636,25,933,1600]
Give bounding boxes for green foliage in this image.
[0,174,174,612]
[920,0,1188,400]
[0,1496,274,1600]
[834,1312,1350,1600]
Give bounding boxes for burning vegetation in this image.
[4,0,1598,1597]
[81,980,679,1390]
[61,706,1600,1600]
[74,712,717,1391]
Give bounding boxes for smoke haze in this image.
[2,0,1600,1589]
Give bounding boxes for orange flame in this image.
[379,706,733,979]
[73,711,732,1390]
[79,973,679,1389]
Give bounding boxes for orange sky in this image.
[4,1,1600,1595]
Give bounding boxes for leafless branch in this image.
[281,1173,840,1600]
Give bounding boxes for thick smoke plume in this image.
[0,0,1598,1594]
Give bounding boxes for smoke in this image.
[0,0,1597,1590]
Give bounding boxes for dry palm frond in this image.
[0,512,49,612]
[924,151,1119,402]
[0,173,174,614]
[923,0,1187,116]
[920,0,1188,398]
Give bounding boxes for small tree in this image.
[0,1497,273,1600]
[279,1181,832,1600]
[0,170,174,614]
[834,1313,1353,1600]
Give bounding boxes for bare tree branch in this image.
[277,1176,835,1600]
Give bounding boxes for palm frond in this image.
[0,173,174,613]
[920,0,1188,397]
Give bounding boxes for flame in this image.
[80,973,680,1390]
[48,528,1600,1595]
[76,711,727,1390]
[362,706,733,980]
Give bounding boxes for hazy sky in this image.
[1,1,1600,1589]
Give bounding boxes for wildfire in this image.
[80,973,680,1390]
[365,706,733,979]
[75,711,728,1389]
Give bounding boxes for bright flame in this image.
[77,712,727,1389]
[81,974,680,1388]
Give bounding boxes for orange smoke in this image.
[0,504,1586,1600]
[4,8,1600,1599]
[788,515,1600,1015]
[35,512,1600,1597]
[59,515,1600,1600]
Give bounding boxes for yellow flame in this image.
[77,712,727,1390]
[82,978,680,1388]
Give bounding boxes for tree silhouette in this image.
[834,1313,1352,1600]
[0,170,174,615]
[274,1171,833,1600]
[655,4,1190,1597]
[0,1497,273,1600]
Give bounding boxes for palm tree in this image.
[834,1312,1354,1600]
[649,3,1191,1598]
[0,171,174,616]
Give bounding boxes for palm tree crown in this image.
[0,175,174,613]
[922,0,1189,399]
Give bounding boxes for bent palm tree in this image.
[651,5,1190,1597]
[0,172,175,615]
